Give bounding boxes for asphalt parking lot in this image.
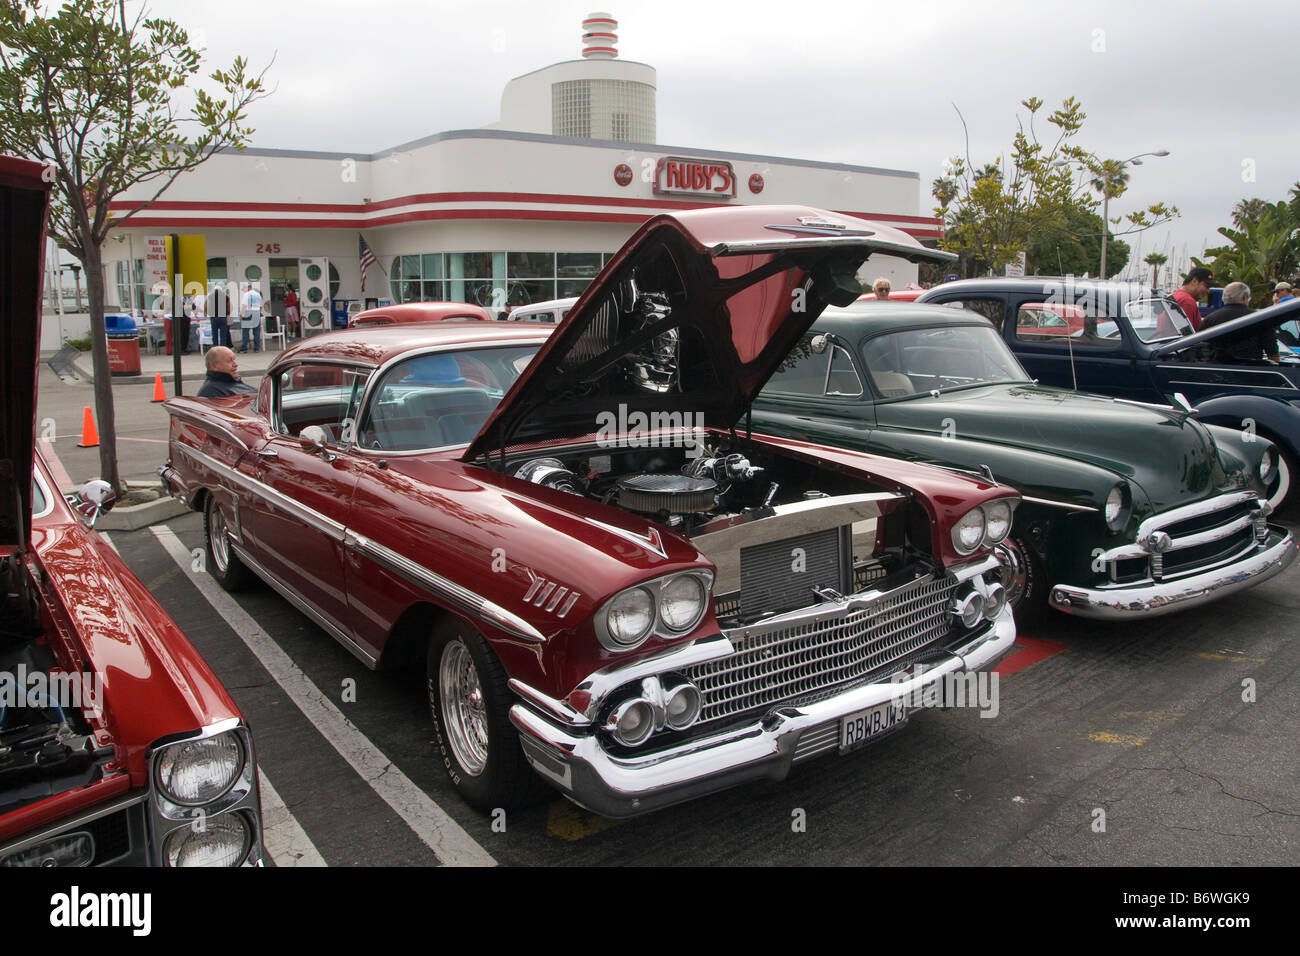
[38,361,1300,867]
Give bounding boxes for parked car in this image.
[350,301,494,327]
[918,278,1300,511]
[161,205,1022,818]
[0,156,262,867]
[503,296,577,324]
[751,303,1295,624]
[856,287,925,302]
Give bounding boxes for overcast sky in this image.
[134,0,1300,277]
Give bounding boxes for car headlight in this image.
[660,573,707,632]
[952,507,987,554]
[1259,447,1277,484]
[597,572,712,651]
[982,499,1014,544]
[163,812,252,867]
[1104,483,1130,531]
[603,587,656,649]
[154,731,245,806]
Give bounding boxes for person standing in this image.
[1172,267,1213,331]
[1203,281,1278,363]
[284,284,300,338]
[176,288,194,355]
[208,280,231,347]
[239,282,263,353]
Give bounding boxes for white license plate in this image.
[840,700,908,751]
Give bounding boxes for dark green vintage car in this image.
[751,303,1297,624]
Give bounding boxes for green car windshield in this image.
[860,324,1031,398]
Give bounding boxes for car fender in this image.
[1192,394,1300,458]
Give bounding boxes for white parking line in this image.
[258,770,328,867]
[150,526,497,868]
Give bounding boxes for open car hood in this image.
[1,156,52,553]
[464,206,955,460]
[1151,297,1300,357]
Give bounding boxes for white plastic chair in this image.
[262,313,287,352]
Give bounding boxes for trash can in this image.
[105,313,141,376]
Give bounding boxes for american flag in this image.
[359,235,377,291]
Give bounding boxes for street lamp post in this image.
[1054,150,1169,278]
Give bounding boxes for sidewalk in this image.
[43,338,293,387]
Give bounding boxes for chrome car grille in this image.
[1111,493,1263,583]
[685,575,957,726]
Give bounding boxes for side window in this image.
[275,365,371,443]
[1012,298,1122,349]
[826,346,863,396]
[762,335,830,398]
[939,297,1007,334]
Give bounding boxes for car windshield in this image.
[359,345,540,450]
[1125,296,1192,342]
[860,324,1031,397]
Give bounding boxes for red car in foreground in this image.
[350,301,494,327]
[0,156,262,867]
[162,205,1020,818]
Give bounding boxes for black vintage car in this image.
[917,278,1300,512]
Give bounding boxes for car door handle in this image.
[255,447,279,459]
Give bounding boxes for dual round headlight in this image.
[154,731,245,806]
[600,572,711,651]
[163,813,252,867]
[951,498,1017,555]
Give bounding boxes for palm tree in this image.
[1144,252,1168,288]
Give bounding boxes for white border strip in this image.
[150,526,496,867]
[257,769,327,867]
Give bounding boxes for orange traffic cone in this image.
[77,407,99,448]
[151,373,167,402]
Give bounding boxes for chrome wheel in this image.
[208,502,230,573]
[439,640,489,777]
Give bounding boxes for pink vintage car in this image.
[349,301,495,327]
[161,206,1020,817]
[0,156,262,867]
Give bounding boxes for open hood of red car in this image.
[1,156,52,553]
[464,206,955,461]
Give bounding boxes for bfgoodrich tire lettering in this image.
[426,619,550,812]
[204,496,253,591]
[996,534,1046,627]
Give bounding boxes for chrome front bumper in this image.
[509,610,1016,819]
[1049,527,1296,619]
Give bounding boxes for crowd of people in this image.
[168,281,302,355]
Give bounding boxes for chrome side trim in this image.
[1156,366,1299,391]
[342,531,547,644]
[1019,494,1100,513]
[947,554,1002,583]
[177,425,548,645]
[232,543,380,667]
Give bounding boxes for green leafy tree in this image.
[1195,189,1300,306]
[1025,204,1129,276]
[934,96,1176,278]
[0,0,270,492]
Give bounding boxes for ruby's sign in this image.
[654,157,736,198]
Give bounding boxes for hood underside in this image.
[464,206,955,461]
[1152,297,1300,357]
[1,157,52,552]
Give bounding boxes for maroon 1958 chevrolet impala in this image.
[1,155,262,867]
[161,206,1020,817]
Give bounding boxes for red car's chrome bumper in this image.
[509,612,1016,819]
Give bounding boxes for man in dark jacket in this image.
[196,346,258,398]
[1204,281,1279,363]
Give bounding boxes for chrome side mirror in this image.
[74,479,117,528]
[810,334,829,354]
[298,425,335,460]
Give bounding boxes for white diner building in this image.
[104,13,941,331]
